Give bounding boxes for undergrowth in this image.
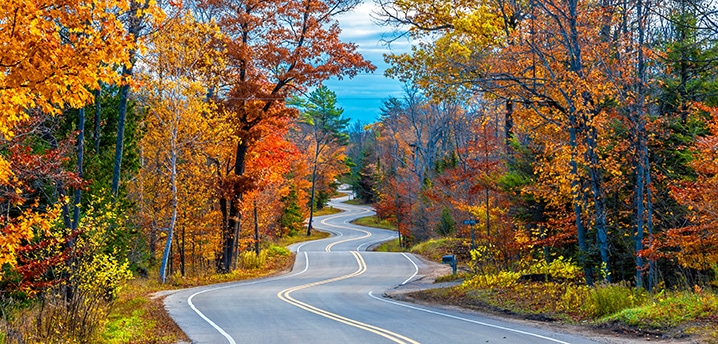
[411,238,718,341]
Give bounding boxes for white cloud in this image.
[322,0,412,123]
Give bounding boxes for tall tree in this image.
[203,0,375,272]
[377,0,630,285]
[111,0,163,197]
[134,8,224,282]
[291,86,350,235]
[0,0,136,269]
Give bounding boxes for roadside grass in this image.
[407,237,718,341]
[313,206,343,216]
[277,230,331,247]
[102,278,187,344]
[410,237,468,262]
[603,288,718,333]
[343,198,366,205]
[102,236,327,343]
[373,238,405,252]
[352,215,396,230]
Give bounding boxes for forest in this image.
[1,0,718,342]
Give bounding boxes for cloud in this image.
[321,1,411,124]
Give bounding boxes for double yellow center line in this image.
[277,251,420,344]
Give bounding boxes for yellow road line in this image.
[277,251,420,344]
[325,228,371,252]
[320,208,373,252]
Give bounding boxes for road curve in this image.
[165,196,601,344]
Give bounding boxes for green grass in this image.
[313,206,343,216]
[343,198,367,205]
[101,278,187,344]
[604,289,718,329]
[411,237,465,261]
[373,238,405,252]
[277,231,331,247]
[103,299,152,344]
[352,215,396,230]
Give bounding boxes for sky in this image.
[321,2,410,125]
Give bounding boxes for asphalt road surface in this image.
[165,196,601,344]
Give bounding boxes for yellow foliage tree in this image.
[0,0,136,271]
[133,9,226,280]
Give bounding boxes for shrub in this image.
[240,250,267,270]
[266,245,290,257]
[1,199,133,343]
[524,256,583,283]
[462,270,521,289]
[558,284,592,315]
[587,282,648,317]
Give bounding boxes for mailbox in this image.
[441,254,457,275]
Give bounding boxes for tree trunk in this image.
[585,124,610,282]
[218,140,248,273]
[254,199,260,255]
[111,79,130,197]
[306,149,319,236]
[634,0,652,290]
[93,88,101,156]
[73,107,85,230]
[111,0,143,197]
[569,118,593,286]
[505,99,513,149]
[159,126,178,283]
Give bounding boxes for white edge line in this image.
[399,253,419,285]
[186,252,310,344]
[367,291,571,344]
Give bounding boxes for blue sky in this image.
[322,2,410,124]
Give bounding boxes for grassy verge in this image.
[277,230,331,247]
[343,198,366,205]
[313,206,343,216]
[352,215,396,230]
[405,237,718,342]
[410,237,470,261]
[102,278,187,344]
[374,238,405,252]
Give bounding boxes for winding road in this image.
[164,196,601,343]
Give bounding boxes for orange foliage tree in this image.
[645,105,718,270]
[376,0,654,285]
[242,119,301,255]
[201,0,375,272]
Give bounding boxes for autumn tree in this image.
[291,86,350,235]
[111,0,164,198]
[346,121,379,203]
[377,0,647,285]
[243,119,300,255]
[133,6,225,281]
[372,89,464,244]
[644,105,718,279]
[0,0,137,272]
[200,0,375,272]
